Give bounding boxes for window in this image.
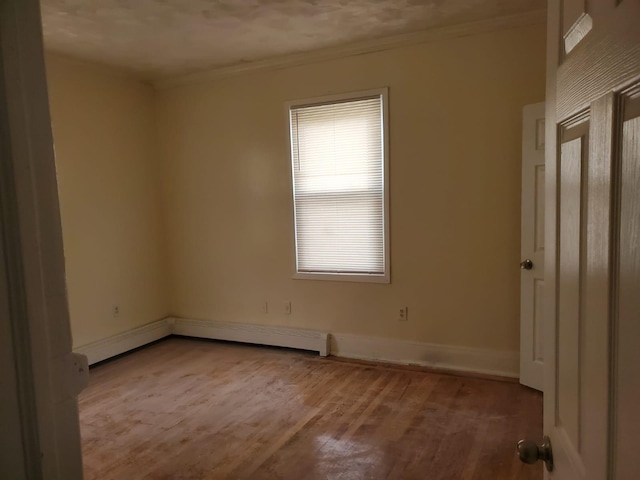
[287,88,389,283]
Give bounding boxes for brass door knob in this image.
[517,436,553,472]
[520,259,534,270]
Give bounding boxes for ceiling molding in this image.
[154,9,546,90]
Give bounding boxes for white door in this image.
[1,0,88,478]
[520,102,545,392]
[518,1,640,479]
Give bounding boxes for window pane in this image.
[290,95,386,276]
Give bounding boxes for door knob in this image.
[517,436,553,472]
[520,259,533,270]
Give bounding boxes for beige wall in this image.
[157,24,546,352]
[46,54,169,348]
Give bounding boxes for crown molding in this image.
[154,9,546,90]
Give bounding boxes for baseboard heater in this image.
[170,317,329,357]
[75,318,518,378]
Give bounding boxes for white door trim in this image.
[0,0,85,477]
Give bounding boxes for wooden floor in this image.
[79,337,543,480]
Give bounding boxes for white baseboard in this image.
[171,317,329,357]
[74,319,172,365]
[74,317,518,378]
[330,333,519,378]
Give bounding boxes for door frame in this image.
[0,0,84,477]
[543,4,559,472]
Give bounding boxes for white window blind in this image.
[289,93,387,279]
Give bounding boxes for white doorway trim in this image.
[0,0,86,477]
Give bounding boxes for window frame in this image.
[285,88,390,284]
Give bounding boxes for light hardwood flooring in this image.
[79,337,543,480]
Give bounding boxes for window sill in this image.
[292,272,390,284]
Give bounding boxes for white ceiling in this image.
[41,0,545,80]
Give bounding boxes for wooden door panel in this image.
[556,117,589,467]
[556,1,640,119]
[557,137,582,448]
[615,85,640,480]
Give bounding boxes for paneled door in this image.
[520,102,546,392]
[517,1,640,479]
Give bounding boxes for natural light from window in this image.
[288,90,389,282]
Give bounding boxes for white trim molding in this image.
[155,9,546,89]
[74,319,172,365]
[172,317,329,357]
[330,333,519,378]
[74,318,518,378]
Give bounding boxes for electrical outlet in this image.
[284,301,291,315]
[262,301,268,314]
[398,306,408,321]
[112,306,120,318]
